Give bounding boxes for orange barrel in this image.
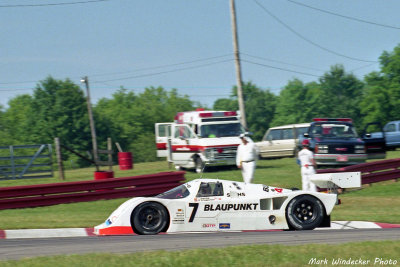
[118,152,133,170]
[94,170,114,180]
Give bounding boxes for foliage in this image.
[361,44,400,126]
[94,87,197,162]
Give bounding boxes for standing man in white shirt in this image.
[298,139,317,192]
[236,133,257,184]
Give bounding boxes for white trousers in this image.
[241,161,256,184]
[301,166,317,192]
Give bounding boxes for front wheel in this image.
[131,202,169,235]
[286,195,324,230]
[195,157,205,173]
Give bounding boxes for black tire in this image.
[131,202,169,235]
[286,195,325,230]
[195,157,204,173]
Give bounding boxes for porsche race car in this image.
[95,172,360,235]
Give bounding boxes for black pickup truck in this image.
[298,118,386,167]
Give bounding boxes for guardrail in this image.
[316,158,400,185]
[0,171,185,210]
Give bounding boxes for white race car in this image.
[95,172,361,235]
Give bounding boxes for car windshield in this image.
[155,184,190,199]
[310,123,358,138]
[200,123,244,138]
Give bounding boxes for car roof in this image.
[268,123,310,130]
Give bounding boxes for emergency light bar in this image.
[199,111,237,118]
[313,118,352,122]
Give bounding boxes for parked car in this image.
[298,118,386,167]
[382,120,400,149]
[360,122,387,159]
[256,123,310,159]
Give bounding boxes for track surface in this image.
[1,228,399,260]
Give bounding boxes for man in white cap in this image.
[298,139,317,192]
[236,133,257,183]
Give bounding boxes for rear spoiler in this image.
[310,172,361,189]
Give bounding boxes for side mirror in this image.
[303,133,309,137]
[365,133,371,138]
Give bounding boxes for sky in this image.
[1,0,400,108]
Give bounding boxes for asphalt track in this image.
[1,228,399,260]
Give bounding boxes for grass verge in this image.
[1,240,399,266]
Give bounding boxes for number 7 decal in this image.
[188,203,199,222]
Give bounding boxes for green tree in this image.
[29,77,91,164]
[95,87,197,162]
[361,44,400,125]
[1,95,34,145]
[317,65,364,128]
[213,82,277,141]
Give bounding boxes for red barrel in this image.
[94,171,114,180]
[118,152,133,170]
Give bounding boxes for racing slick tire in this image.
[195,157,205,173]
[286,195,325,230]
[131,202,169,235]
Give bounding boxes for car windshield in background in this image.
[156,185,190,199]
[310,123,358,138]
[200,123,244,138]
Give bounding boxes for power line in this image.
[253,0,378,63]
[241,52,325,72]
[0,0,110,8]
[288,0,400,30]
[241,59,321,78]
[94,59,234,83]
[0,54,234,85]
[89,54,233,78]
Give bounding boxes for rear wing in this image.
[310,172,361,189]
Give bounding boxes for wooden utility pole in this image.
[54,137,65,180]
[81,76,99,171]
[230,0,247,129]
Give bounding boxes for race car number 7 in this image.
[188,203,199,222]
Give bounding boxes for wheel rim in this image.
[138,206,163,231]
[292,199,317,224]
[195,158,202,173]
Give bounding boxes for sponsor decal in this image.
[275,188,283,193]
[227,192,245,197]
[204,203,258,211]
[335,147,348,151]
[219,223,230,229]
[263,186,269,192]
[172,219,185,224]
[202,223,216,228]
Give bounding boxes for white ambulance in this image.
[155,109,246,172]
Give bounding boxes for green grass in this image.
[1,241,399,266]
[0,151,399,229]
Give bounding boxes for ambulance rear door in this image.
[155,123,172,157]
[171,124,198,165]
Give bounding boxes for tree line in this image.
[1,44,400,166]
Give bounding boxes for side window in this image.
[196,182,224,197]
[282,128,294,140]
[174,125,195,139]
[385,123,396,132]
[158,124,171,137]
[296,127,309,137]
[269,129,282,140]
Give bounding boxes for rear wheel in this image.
[131,202,169,235]
[286,195,324,230]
